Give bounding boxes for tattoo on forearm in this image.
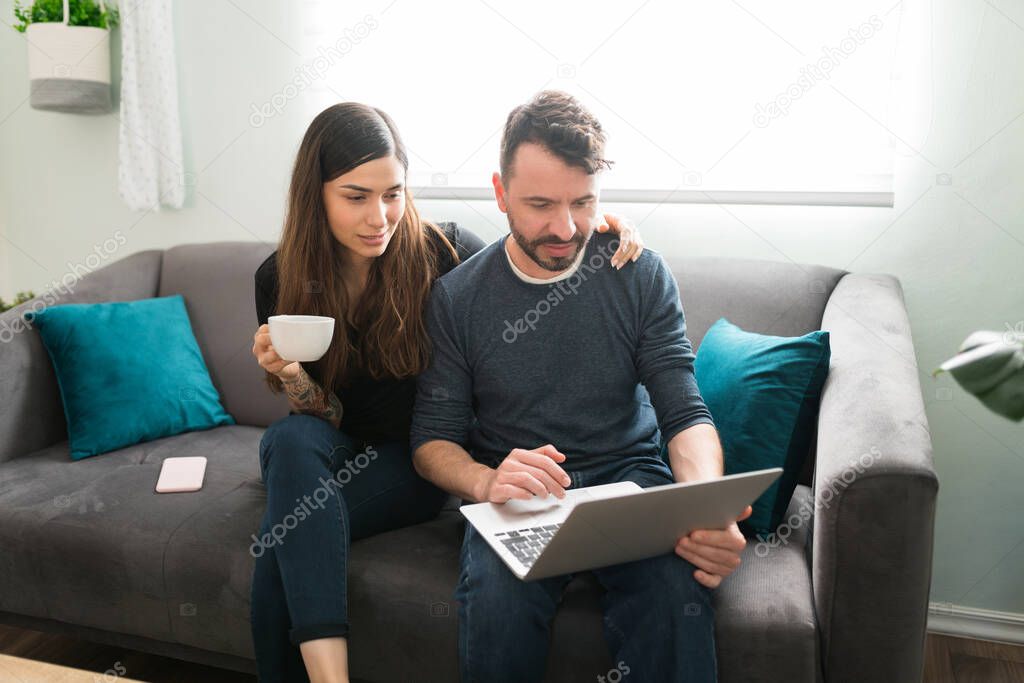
[282,367,343,428]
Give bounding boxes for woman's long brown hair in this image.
[264,103,458,396]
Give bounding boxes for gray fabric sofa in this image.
[0,241,938,682]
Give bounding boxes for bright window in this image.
[299,0,902,206]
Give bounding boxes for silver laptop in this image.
[460,467,783,580]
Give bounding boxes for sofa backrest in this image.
[158,242,289,429]
[158,242,847,432]
[4,241,846,478]
[667,257,847,350]
[0,249,165,463]
[669,256,848,485]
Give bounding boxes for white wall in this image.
[1,0,1022,619]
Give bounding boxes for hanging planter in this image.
[12,0,119,113]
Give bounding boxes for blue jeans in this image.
[250,414,448,682]
[454,454,718,683]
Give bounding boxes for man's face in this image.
[494,142,602,272]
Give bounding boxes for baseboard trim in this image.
[928,602,1024,645]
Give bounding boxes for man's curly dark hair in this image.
[499,90,614,183]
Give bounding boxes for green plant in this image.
[12,0,119,33]
[0,291,36,313]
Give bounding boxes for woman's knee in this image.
[258,414,354,481]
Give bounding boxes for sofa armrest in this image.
[0,249,164,464]
[812,272,939,683]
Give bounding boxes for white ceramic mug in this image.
[268,315,335,362]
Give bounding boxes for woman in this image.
[250,102,643,683]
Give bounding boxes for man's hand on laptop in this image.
[674,505,753,589]
[476,445,573,503]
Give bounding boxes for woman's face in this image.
[322,155,407,263]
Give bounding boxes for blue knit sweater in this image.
[410,232,714,473]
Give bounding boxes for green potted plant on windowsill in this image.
[11,0,119,113]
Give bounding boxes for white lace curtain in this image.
[117,0,184,211]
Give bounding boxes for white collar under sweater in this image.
[503,235,587,284]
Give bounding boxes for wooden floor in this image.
[925,633,1024,683]
[1,625,1022,682]
[0,624,254,683]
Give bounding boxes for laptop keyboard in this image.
[494,524,562,567]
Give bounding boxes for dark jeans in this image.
[454,454,718,683]
[250,414,447,683]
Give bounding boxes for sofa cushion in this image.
[26,294,235,460]
[669,257,845,491]
[0,425,264,648]
[714,484,820,683]
[695,318,831,537]
[342,487,820,683]
[0,418,819,683]
[0,249,164,465]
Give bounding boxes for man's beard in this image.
[508,211,587,272]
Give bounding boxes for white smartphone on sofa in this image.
[155,456,207,493]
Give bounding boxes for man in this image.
[410,90,749,683]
